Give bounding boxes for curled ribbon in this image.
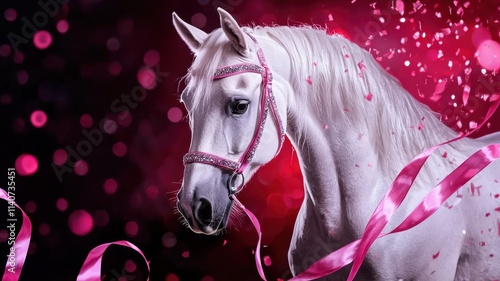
[0,188,149,281]
[1,189,32,281]
[76,240,150,281]
[237,99,499,280]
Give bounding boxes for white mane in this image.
[184,25,475,180]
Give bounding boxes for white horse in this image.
[173,8,500,280]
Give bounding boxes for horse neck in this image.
[259,28,465,233]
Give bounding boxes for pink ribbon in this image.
[346,100,499,281]
[76,240,150,281]
[238,99,499,281]
[291,143,500,280]
[1,189,32,281]
[233,197,267,281]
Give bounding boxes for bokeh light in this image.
[167,107,183,123]
[93,210,110,227]
[4,8,17,21]
[0,44,11,57]
[56,20,69,34]
[143,50,160,67]
[25,201,37,213]
[165,273,180,281]
[53,149,68,165]
[68,210,94,236]
[30,110,48,128]
[33,31,53,50]
[162,232,177,248]
[80,114,93,128]
[125,221,139,237]
[137,67,157,89]
[15,154,38,176]
[475,40,500,71]
[74,160,89,176]
[56,198,68,211]
[112,142,127,157]
[103,178,118,194]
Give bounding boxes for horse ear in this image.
[217,8,248,56]
[172,12,208,53]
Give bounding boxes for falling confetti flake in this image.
[365,92,373,101]
[432,251,440,259]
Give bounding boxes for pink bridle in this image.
[182,34,285,196]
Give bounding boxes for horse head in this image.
[173,8,287,234]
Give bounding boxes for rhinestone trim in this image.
[214,64,264,79]
[183,152,239,171]
[183,33,285,179]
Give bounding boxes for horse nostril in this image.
[194,197,213,227]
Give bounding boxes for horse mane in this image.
[184,24,475,182]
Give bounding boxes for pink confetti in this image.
[432,251,440,259]
[490,93,500,102]
[182,251,190,258]
[433,79,447,95]
[223,240,227,246]
[306,76,312,85]
[469,121,478,129]
[498,220,500,237]
[344,54,350,58]
[354,164,360,168]
[442,151,448,158]
[463,85,471,106]
[357,133,363,140]
[495,207,500,212]
[68,209,94,236]
[365,92,373,101]
[357,60,367,71]
[486,213,491,217]
[394,0,405,15]
[417,123,424,130]
[263,256,272,266]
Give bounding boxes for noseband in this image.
[183,34,285,197]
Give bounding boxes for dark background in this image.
[1,0,499,280]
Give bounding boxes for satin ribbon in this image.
[291,143,500,280]
[1,189,32,281]
[345,100,499,281]
[232,197,267,280]
[76,240,150,281]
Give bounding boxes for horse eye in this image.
[231,100,250,115]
